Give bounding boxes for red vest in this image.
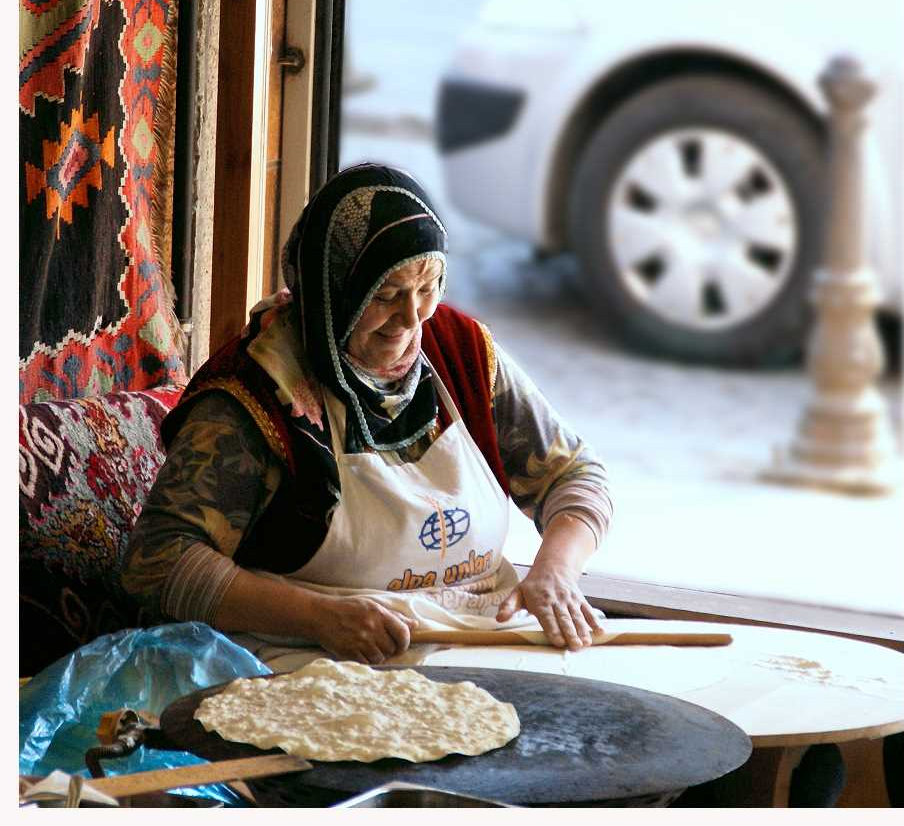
[162,304,507,573]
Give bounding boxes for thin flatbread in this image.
[194,658,520,763]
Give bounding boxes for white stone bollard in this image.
[766,55,900,494]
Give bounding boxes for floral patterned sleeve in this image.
[490,341,613,547]
[122,392,283,622]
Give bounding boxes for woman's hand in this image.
[496,565,602,650]
[214,571,417,664]
[495,511,603,651]
[308,593,419,664]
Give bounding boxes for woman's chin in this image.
[358,344,404,372]
[381,350,408,370]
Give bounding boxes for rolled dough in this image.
[194,658,520,763]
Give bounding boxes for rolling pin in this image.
[410,629,733,647]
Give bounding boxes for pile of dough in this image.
[194,659,520,763]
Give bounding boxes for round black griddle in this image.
[160,666,751,807]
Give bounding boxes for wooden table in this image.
[414,618,904,806]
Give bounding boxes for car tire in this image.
[568,74,826,366]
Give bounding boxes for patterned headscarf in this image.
[280,163,448,454]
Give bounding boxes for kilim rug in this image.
[19,0,186,403]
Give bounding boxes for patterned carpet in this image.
[19,385,183,676]
[19,0,185,402]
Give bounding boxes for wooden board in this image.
[85,754,311,799]
[416,619,904,747]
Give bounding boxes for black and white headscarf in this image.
[280,163,448,454]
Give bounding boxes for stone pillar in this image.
[766,56,900,494]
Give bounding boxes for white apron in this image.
[231,362,549,669]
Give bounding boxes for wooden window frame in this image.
[207,0,343,356]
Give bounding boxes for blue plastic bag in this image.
[19,622,272,805]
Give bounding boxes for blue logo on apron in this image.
[419,507,470,550]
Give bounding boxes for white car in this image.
[436,0,902,365]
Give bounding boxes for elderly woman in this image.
[123,164,612,667]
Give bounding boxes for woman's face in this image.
[347,258,443,370]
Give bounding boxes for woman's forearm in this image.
[213,568,323,638]
[213,569,419,664]
[533,511,598,577]
[496,510,602,649]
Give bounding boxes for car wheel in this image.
[568,74,826,366]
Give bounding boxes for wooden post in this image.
[766,56,900,494]
[209,1,257,355]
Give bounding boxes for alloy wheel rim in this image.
[606,128,798,331]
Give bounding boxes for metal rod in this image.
[172,0,199,337]
[326,0,345,179]
[309,0,346,194]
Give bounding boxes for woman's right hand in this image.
[307,593,418,664]
[213,570,418,664]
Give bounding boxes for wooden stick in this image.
[83,754,311,799]
[410,629,733,647]
[593,632,733,646]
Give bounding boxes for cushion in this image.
[19,387,183,676]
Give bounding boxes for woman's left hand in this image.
[495,511,603,650]
[495,564,603,651]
